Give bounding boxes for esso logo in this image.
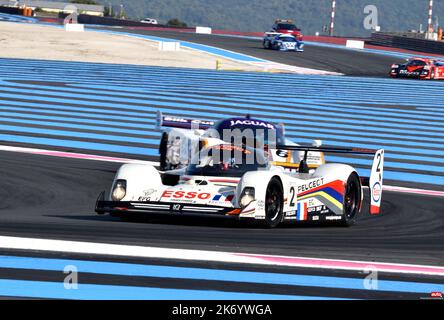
[372,182,382,202]
[161,190,211,200]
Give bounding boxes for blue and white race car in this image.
[263,33,304,52]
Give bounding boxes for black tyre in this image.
[263,40,270,49]
[341,173,362,226]
[263,177,284,228]
[159,132,169,171]
[110,212,134,222]
[110,212,122,218]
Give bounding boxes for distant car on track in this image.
[95,143,384,228]
[140,18,158,25]
[263,34,304,52]
[270,19,303,41]
[390,57,444,80]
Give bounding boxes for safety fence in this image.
[0,6,33,16]
[370,32,444,55]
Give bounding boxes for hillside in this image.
[68,0,442,36]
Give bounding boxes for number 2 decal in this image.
[376,150,383,181]
[289,187,296,207]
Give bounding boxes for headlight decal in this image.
[112,179,127,201]
[240,187,255,209]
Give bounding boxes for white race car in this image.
[157,111,325,173]
[140,18,158,24]
[95,143,384,228]
[263,33,304,52]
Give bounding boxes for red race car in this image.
[390,57,444,80]
[269,19,303,41]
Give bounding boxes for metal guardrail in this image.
[0,6,21,15]
[370,32,444,55]
[58,13,189,30]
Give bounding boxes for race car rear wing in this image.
[276,145,384,215]
[156,111,215,130]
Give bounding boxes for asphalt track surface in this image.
[1,151,443,266]
[1,151,444,299]
[109,28,404,76]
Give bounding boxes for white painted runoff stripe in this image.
[0,236,443,277]
[2,144,443,198]
[247,61,343,76]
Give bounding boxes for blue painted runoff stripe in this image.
[0,279,329,300]
[1,107,443,151]
[3,80,442,125]
[326,156,444,174]
[0,255,442,294]
[0,107,154,126]
[351,168,444,186]
[3,103,442,165]
[2,89,444,140]
[91,29,266,63]
[0,13,37,23]
[0,114,157,137]
[4,105,440,148]
[1,80,442,132]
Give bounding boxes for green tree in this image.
[167,18,187,28]
[104,5,113,17]
[70,0,99,4]
[51,0,444,37]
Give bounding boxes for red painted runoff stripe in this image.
[235,253,444,276]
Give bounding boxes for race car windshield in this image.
[277,24,298,30]
[280,37,296,42]
[213,119,285,147]
[187,145,268,177]
[408,60,427,66]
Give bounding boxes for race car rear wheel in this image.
[263,177,284,228]
[341,173,361,226]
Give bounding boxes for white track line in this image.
[1,144,443,197]
[0,236,443,277]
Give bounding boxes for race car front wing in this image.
[95,192,238,216]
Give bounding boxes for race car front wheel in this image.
[263,177,284,228]
[341,173,361,226]
[263,40,270,49]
